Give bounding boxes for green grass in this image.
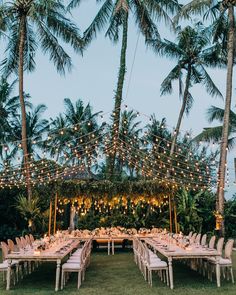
[0,249,236,294]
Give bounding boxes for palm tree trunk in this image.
[19,15,32,201]
[107,14,128,179]
[217,5,235,236]
[170,66,191,156]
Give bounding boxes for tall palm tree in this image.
[148,24,222,156]
[47,114,69,162]
[0,78,32,162]
[0,78,19,149]
[0,0,83,200]
[63,98,103,168]
[48,98,104,167]
[69,0,180,178]
[195,105,236,148]
[175,0,235,236]
[10,104,49,160]
[117,110,142,178]
[144,115,172,154]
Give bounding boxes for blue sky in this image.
[12,1,236,198]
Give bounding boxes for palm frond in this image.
[147,38,183,58]
[36,19,72,75]
[185,91,194,115]
[132,0,159,40]
[199,65,223,98]
[67,0,82,11]
[174,0,213,23]
[83,0,113,45]
[160,64,182,96]
[194,125,223,143]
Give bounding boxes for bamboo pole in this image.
[48,200,52,237]
[53,193,58,235]
[169,195,173,233]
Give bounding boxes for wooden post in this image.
[173,201,178,234]
[48,200,52,237]
[169,195,173,233]
[53,193,58,235]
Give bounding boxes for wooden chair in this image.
[209,236,216,249]
[195,233,201,245]
[0,242,19,284]
[143,243,169,287]
[201,234,207,246]
[7,239,15,253]
[15,237,22,250]
[29,234,35,244]
[61,241,91,290]
[208,239,234,283]
[25,235,31,246]
[207,237,224,281]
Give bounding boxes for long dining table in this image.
[144,237,221,289]
[6,238,80,291]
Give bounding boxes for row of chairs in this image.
[61,239,92,290]
[0,234,35,285]
[188,232,234,284]
[133,238,169,287]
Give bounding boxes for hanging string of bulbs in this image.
[0,105,220,190]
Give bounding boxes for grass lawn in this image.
[0,249,235,295]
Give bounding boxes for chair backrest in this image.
[15,237,23,249]
[142,243,150,264]
[133,238,138,251]
[25,235,31,246]
[188,231,193,239]
[195,233,201,244]
[201,234,207,246]
[20,236,26,248]
[1,241,9,261]
[216,237,224,254]
[29,234,34,243]
[190,233,197,244]
[224,239,234,260]
[208,236,216,249]
[7,239,15,252]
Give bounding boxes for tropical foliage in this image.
[195,106,236,149]
[148,23,222,155]
[0,0,235,240]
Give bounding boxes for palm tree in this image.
[0,78,19,158]
[63,98,103,168]
[195,105,236,148]
[10,104,49,160]
[15,194,41,231]
[144,115,172,154]
[175,0,235,236]
[176,189,203,233]
[47,114,69,162]
[148,23,222,156]
[117,110,142,178]
[69,0,180,178]
[48,98,104,168]
[0,0,83,200]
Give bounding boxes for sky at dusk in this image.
[5,0,236,198]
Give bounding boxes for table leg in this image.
[168,257,174,289]
[6,259,11,290]
[55,259,61,292]
[216,256,221,287]
[112,240,114,255]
